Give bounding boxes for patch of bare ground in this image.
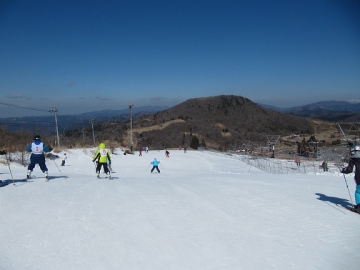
[134,119,186,133]
[221,132,232,137]
[122,119,186,148]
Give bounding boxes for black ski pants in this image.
[151,166,160,173]
[96,162,110,174]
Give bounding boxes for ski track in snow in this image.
[0,148,359,270]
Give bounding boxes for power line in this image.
[0,123,55,127]
[0,101,50,112]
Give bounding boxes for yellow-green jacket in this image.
[92,148,111,163]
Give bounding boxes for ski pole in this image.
[341,173,355,208]
[160,163,164,170]
[51,155,61,173]
[145,164,151,171]
[247,165,252,174]
[4,152,14,185]
[335,164,355,208]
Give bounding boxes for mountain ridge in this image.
[1,95,356,151]
[0,106,169,132]
[127,95,315,150]
[2,99,359,133]
[260,100,360,122]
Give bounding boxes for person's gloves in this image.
[109,161,111,165]
[340,168,345,173]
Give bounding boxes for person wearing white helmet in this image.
[61,153,67,166]
[341,144,360,213]
[92,142,111,178]
[26,135,50,180]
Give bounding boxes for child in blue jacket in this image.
[151,158,160,173]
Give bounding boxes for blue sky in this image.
[0,0,359,117]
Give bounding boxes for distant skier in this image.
[341,144,360,213]
[0,150,7,181]
[321,160,328,172]
[165,150,170,158]
[295,157,301,167]
[139,146,143,156]
[61,153,67,166]
[92,143,111,178]
[26,135,50,180]
[150,158,160,173]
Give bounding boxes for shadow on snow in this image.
[315,193,352,208]
[0,175,69,187]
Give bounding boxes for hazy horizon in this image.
[1,1,359,118]
[1,96,359,119]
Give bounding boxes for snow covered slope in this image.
[0,149,359,270]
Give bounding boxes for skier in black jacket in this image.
[341,144,360,213]
[0,150,7,182]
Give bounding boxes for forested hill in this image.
[130,95,314,149]
[0,95,328,151]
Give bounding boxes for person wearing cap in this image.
[26,135,50,180]
[92,142,111,178]
[341,144,360,213]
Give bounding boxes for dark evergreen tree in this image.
[190,136,200,149]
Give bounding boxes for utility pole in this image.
[265,135,280,158]
[89,119,96,147]
[129,104,134,152]
[81,128,86,141]
[49,107,60,147]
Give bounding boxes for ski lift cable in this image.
[0,101,50,113]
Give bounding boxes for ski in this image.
[28,175,51,182]
[336,204,360,215]
[96,176,112,180]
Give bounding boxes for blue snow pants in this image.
[28,154,48,172]
[355,185,360,205]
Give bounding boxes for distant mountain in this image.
[283,100,360,113]
[2,95,349,151]
[260,101,360,122]
[125,95,314,150]
[258,103,286,112]
[50,95,316,150]
[0,106,168,132]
